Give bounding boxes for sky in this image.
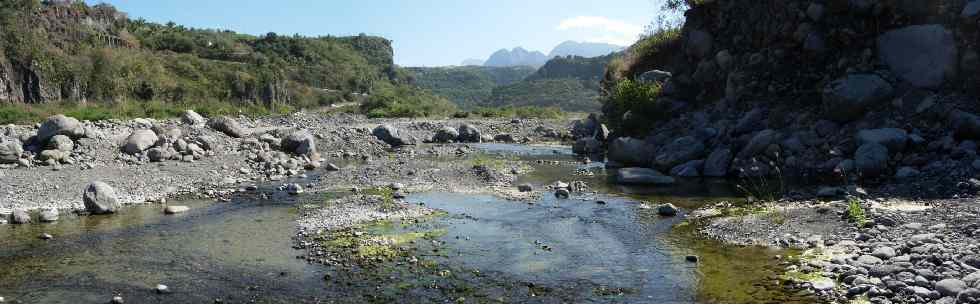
[83,0,667,67]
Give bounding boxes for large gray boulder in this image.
[372,125,416,147]
[608,137,652,166]
[738,129,781,159]
[823,74,894,122]
[615,168,676,185]
[878,25,957,89]
[856,128,908,152]
[123,129,159,154]
[571,114,603,140]
[854,143,890,177]
[670,160,704,177]
[431,126,459,143]
[703,148,732,177]
[951,110,980,140]
[207,116,247,138]
[965,0,980,17]
[457,124,482,143]
[83,181,121,214]
[653,136,705,170]
[0,138,23,164]
[281,130,316,156]
[686,30,713,59]
[180,110,206,125]
[37,115,84,143]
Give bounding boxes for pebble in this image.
[164,206,190,214]
[155,284,170,294]
[39,233,53,240]
[111,296,124,304]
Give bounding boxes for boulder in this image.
[686,30,713,59]
[823,74,894,122]
[281,130,317,156]
[856,128,908,152]
[39,209,59,222]
[935,279,967,297]
[47,135,74,152]
[494,134,516,143]
[738,130,781,159]
[37,115,84,143]
[38,149,69,162]
[571,115,599,139]
[614,168,676,185]
[180,110,206,125]
[703,148,732,177]
[207,116,247,138]
[670,160,704,177]
[895,166,920,179]
[608,137,652,166]
[11,209,31,224]
[123,129,159,154]
[457,124,482,143]
[83,181,121,214]
[657,203,679,216]
[147,147,171,162]
[878,25,957,88]
[164,206,190,214]
[854,143,890,177]
[286,183,304,195]
[572,138,603,155]
[951,110,980,140]
[638,70,672,83]
[965,0,980,17]
[0,138,23,164]
[654,136,705,170]
[372,125,416,147]
[431,126,459,143]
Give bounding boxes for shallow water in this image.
[0,143,820,303]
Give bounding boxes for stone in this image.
[895,167,920,179]
[935,279,967,297]
[286,183,304,195]
[703,148,732,177]
[738,129,781,159]
[872,246,897,260]
[878,25,957,89]
[155,284,170,294]
[817,187,845,198]
[164,206,190,214]
[823,74,894,122]
[281,130,316,156]
[0,138,24,164]
[716,50,733,70]
[181,110,206,125]
[614,168,675,185]
[857,255,884,265]
[966,0,980,17]
[123,129,159,154]
[11,209,30,224]
[83,181,121,214]
[807,3,825,21]
[951,111,980,140]
[607,137,652,166]
[670,160,703,177]
[554,188,570,198]
[638,70,672,83]
[657,203,679,216]
[372,125,416,147]
[856,128,908,152]
[457,124,482,143]
[812,278,835,291]
[494,133,516,143]
[654,136,705,170]
[686,30,713,59]
[517,184,533,192]
[37,115,84,143]
[573,137,603,155]
[38,149,68,163]
[325,163,340,171]
[854,143,890,177]
[571,115,600,139]
[432,126,459,143]
[47,135,74,152]
[207,116,247,138]
[39,209,59,222]
[147,147,171,162]
[735,108,765,135]
[111,296,124,304]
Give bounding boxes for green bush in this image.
[470,105,564,119]
[603,79,666,134]
[359,83,457,118]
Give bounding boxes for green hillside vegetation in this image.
[0,0,451,123]
[405,66,534,109]
[487,78,600,111]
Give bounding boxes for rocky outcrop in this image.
[822,75,893,123]
[653,136,705,171]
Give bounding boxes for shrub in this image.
[603,79,667,134]
[359,83,457,118]
[470,105,564,119]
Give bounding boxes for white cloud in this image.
[556,16,643,46]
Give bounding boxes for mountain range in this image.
[470,41,624,68]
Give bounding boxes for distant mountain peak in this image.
[484,47,549,68]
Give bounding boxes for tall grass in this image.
[0,100,292,124]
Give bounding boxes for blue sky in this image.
[84,0,666,66]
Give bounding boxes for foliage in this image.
[0,2,422,122]
[406,66,534,109]
[488,78,600,112]
[527,54,613,83]
[602,79,667,134]
[846,197,868,227]
[359,82,458,118]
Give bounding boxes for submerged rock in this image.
[657,203,679,216]
[615,168,675,185]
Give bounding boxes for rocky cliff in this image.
[587,0,980,195]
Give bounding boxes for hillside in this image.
[0,0,450,120]
[405,66,535,110]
